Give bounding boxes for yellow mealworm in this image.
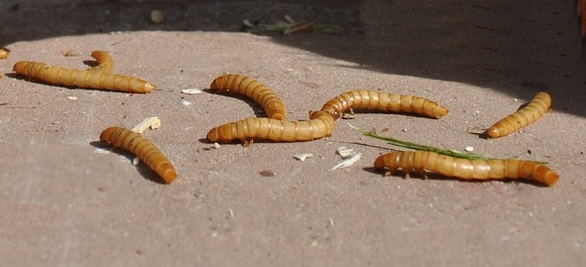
[13,61,155,93]
[310,90,448,120]
[210,74,287,120]
[0,48,9,59]
[100,126,176,183]
[485,92,552,138]
[374,151,559,186]
[87,50,114,73]
[206,111,335,146]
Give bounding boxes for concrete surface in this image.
[0,0,585,266]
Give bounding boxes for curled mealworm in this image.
[13,53,155,93]
[210,74,287,120]
[310,90,448,120]
[87,50,114,73]
[100,126,176,183]
[374,151,559,186]
[0,48,9,59]
[485,92,552,138]
[206,111,335,146]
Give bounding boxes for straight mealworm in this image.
[311,90,448,120]
[485,92,552,138]
[374,151,559,186]
[206,111,335,146]
[209,74,287,120]
[13,61,155,93]
[100,126,176,183]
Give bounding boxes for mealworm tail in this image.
[374,151,559,186]
[99,126,177,183]
[486,92,552,138]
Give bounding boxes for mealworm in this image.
[88,50,114,73]
[310,90,448,120]
[0,48,9,59]
[13,60,155,93]
[209,74,287,120]
[485,92,552,138]
[100,126,176,183]
[374,151,559,186]
[206,111,334,146]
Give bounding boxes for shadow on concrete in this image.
[1,0,584,116]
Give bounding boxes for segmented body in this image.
[100,126,176,183]
[88,50,114,73]
[206,111,334,146]
[373,151,559,186]
[311,90,448,120]
[13,61,155,93]
[210,74,287,120]
[486,92,552,138]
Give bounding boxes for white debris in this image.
[336,147,354,158]
[330,153,362,171]
[132,157,140,166]
[180,88,203,95]
[181,99,192,106]
[465,146,474,152]
[94,148,111,154]
[131,116,161,133]
[242,19,256,28]
[293,153,314,161]
[213,142,221,149]
[66,96,78,100]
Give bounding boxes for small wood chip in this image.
[181,99,192,106]
[330,153,362,171]
[63,50,78,57]
[180,88,203,95]
[66,96,78,100]
[336,147,354,158]
[293,153,313,161]
[259,170,276,177]
[131,116,161,133]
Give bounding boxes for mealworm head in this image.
[143,82,156,93]
[486,127,501,138]
[485,92,552,138]
[533,165,559,186]
[206,127,221,142]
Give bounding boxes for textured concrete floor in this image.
[1,0,585,266]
